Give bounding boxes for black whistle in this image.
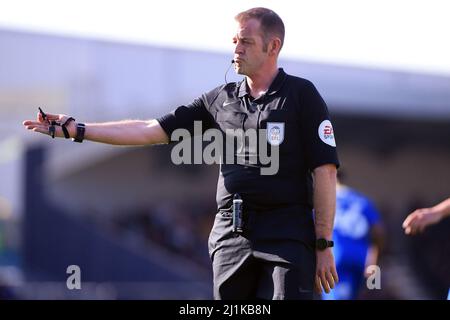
[232,194,243,233]
[38,107,48,122]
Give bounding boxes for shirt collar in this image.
[237,68,287,98]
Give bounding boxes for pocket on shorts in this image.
[208,212,233,258]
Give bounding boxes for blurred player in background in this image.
[323,171,384,300]
[403,197,450,235]
[403,197,450,300]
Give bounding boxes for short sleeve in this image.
[299,80,340,170]
[156,97,215,143]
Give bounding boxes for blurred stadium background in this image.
[0,0,449,299]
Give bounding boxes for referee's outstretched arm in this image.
[23,111,169,146]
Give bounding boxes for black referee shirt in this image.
[157,68,339,215]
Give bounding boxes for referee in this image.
[23,7,340,299]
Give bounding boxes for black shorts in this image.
[209,212,316,300]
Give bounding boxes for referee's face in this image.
[233,18,268,77]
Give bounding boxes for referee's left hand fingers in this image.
[314,275,322,294]
[319,270,331,293]
[332,265,339,284]
[325,270,336,289]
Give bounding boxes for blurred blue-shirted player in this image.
[323,174,384,300]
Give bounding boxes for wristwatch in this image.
[316,238,334,251]
[72,123,85,143]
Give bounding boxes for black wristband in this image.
[48,120,59,139]
[61,117,75,139]
[49,125,56,139]
[72,123,85,143]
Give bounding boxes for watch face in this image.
[316,239,327,250]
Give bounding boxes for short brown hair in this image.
[235,7,285,51]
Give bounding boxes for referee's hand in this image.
[23,112,76,138]
[315,249,339,294]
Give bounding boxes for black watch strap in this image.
[72,123,85,143]
[316,238,334,251]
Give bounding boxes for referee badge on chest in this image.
[267,122,285,146]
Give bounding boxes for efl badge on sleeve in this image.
[267,122,285,146]
[318,120,336,147]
